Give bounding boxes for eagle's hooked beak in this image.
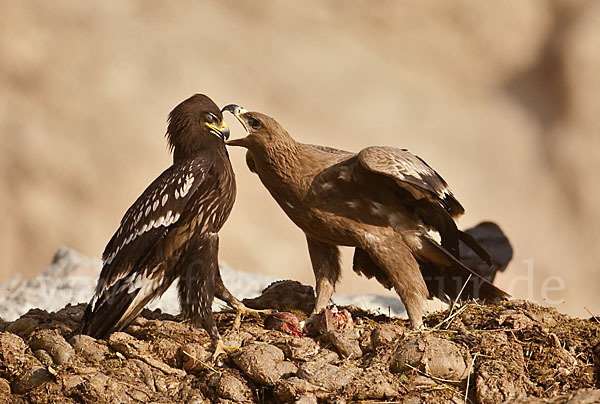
[205,120,230,141]
[222,104,250,147]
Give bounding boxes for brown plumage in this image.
[81,95,257,349]
[223,105,509,328]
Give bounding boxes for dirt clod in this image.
[69,334,110,363]
[345,366,400,400]
[33,348,54,366]
[390,334,472,382]
[29,328,75,366]
[0,378,10,395]
[370,323,405,349]
[273,377,320,402]
[326,329,362,359]
[0,331,38,380]
[180,343,212,372]
[505,388,600,403]
[283,338,320,362]
[294,393,318,404]
[6,317,38,337]
[232,342,297,386]
[109,331,186,377]
[297,361,358,392]
[12,365,53,394]
[220,374,252,402]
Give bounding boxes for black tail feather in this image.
[417,236,510,304]
[414,204,460,257]
[81,283,140,339]
[80,277,163,339]
[458,230,493,266]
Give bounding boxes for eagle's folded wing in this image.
[92,155,214,303]
[357,146,464,218]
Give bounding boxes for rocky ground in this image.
[0,281,598,404]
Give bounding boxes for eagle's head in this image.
[166,94,230,162]
[222,104,293,153]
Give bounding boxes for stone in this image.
[390,335,471,382]
[29,329,75,366]
[232,343,297,386]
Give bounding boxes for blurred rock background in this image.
[1,0,598,317]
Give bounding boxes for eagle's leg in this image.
[306,237,342,315]
[214,271,275,329]
[177,236,238,358]
[363,235,428,329]
[178,257,218,336]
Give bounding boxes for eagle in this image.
[222,105,509,328]
[457,221,513,283]
[81,94,266,353]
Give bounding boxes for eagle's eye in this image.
[206,113,217,123]
[247,116,261,129]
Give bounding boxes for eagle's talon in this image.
[212,340,240,361]
[232,306,276,329]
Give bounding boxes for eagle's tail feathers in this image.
[416,236,509,303]
[81,269,165,339]
[458,230,493,266]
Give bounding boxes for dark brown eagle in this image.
[458,221,513,283]
[223,105,509,328]
[81,95,265,353]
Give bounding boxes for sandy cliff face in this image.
[0,0,598,316]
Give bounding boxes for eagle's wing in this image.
[357,146,464,218]
[100,157,213,288]
[83,154,215,333]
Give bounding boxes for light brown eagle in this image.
[223,105,508,328]
[81,95,266,353]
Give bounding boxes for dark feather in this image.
[458,230,493,266]
[417,236,509,303]
[98,156,213,295]
[81,264,172,338]
[352,247,393,290]
[459,221,513,282]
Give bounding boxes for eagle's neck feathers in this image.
[252,141,340,206]
[259,138,302,180]
[172,134,226,164]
